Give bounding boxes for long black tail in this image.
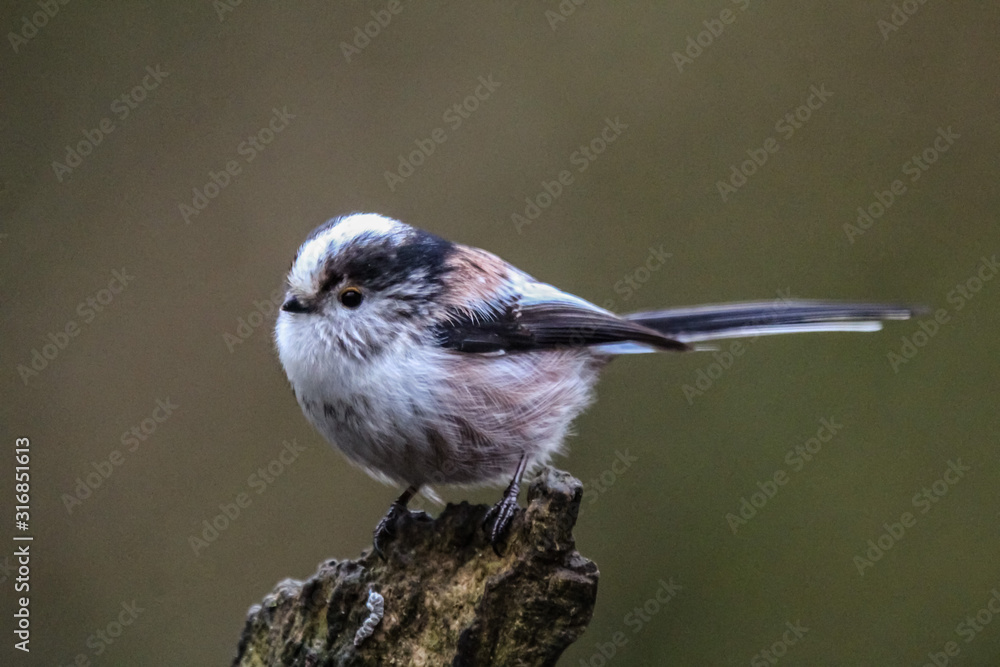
[624,300,924,345]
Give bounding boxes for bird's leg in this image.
[483,454,529,554]
[373,485,419,560]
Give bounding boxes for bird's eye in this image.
[339,287,364,308]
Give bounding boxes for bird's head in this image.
[275,213,461,367]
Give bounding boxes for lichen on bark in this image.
[233,467,599,666]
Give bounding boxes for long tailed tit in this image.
[275,213,920,555]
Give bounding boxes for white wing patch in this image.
[591,342,660,355]
[671,321,884,344]
[516,277,616,316]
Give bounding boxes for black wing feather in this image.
[435,300,688,353]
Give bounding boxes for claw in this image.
[372,485,419,560]
[372,506,402,560]
[483,494,520,555]
[483,455,529,555]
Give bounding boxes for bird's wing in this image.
[433,281,688,354]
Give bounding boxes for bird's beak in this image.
[281,296,313,314]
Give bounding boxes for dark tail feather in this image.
[624,300,925,344]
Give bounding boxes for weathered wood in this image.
[233,467,599,666]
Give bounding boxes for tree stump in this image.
[233,467,599,666]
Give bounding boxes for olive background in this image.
[2,1,999,665]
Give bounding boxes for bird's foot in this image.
[483,481,522,555]
[372,503,406,560]
[373,485,421,560]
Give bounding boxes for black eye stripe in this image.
[338,231,454,293]
[319,269,344,295]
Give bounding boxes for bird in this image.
[274,212,921,556]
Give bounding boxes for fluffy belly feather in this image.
[298,347,603,488]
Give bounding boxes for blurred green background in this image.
[3,1,999,664]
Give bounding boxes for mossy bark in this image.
[233,467,599,666]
